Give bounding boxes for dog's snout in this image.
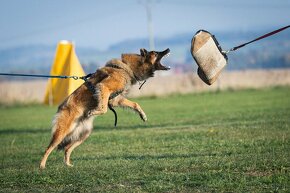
[162,48,170,54]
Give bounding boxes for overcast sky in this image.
[0,0,289,50]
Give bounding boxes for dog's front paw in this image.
[39,164,45,170]
[140,112,147,122]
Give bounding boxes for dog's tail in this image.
[55,114,94,150]
[50,110,76,151]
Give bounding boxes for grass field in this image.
[0,87,289,192]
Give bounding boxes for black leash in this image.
[0,73,81,80]
[223,25,290,53]
[138,80,147,90]
[108,104,118,127]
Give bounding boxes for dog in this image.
[39,48,170,169]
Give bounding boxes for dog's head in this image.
[140,48,171,71]
[121,48,170,81]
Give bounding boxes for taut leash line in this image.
[0,73,81,80]
[0,72,96,81]
[223,25,290,54]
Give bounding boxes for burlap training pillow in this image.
[191,30,228,85]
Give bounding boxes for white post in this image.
[141,0,155,50]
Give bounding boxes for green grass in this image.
[0,87,289,192]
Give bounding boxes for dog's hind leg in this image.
[39,114,74,169]
[64,130,91,167]
[64,117,94,167]
[40,130,69,169]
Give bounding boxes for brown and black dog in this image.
[39,48,170,169]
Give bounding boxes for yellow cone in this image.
[44,41,85,105]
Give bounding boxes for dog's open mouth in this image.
[157,48,171,70]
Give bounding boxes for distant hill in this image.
[0,28,289,78]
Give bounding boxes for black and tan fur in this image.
[39,48,170,169]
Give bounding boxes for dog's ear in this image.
[140,48,148,57]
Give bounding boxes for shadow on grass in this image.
[0,118,209,136]
[0,128,50,135]
[93,122,187,131]
[0,123,165,136]
[0,121,198,136]
[76,151,234,162]
[0,124,162,136]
